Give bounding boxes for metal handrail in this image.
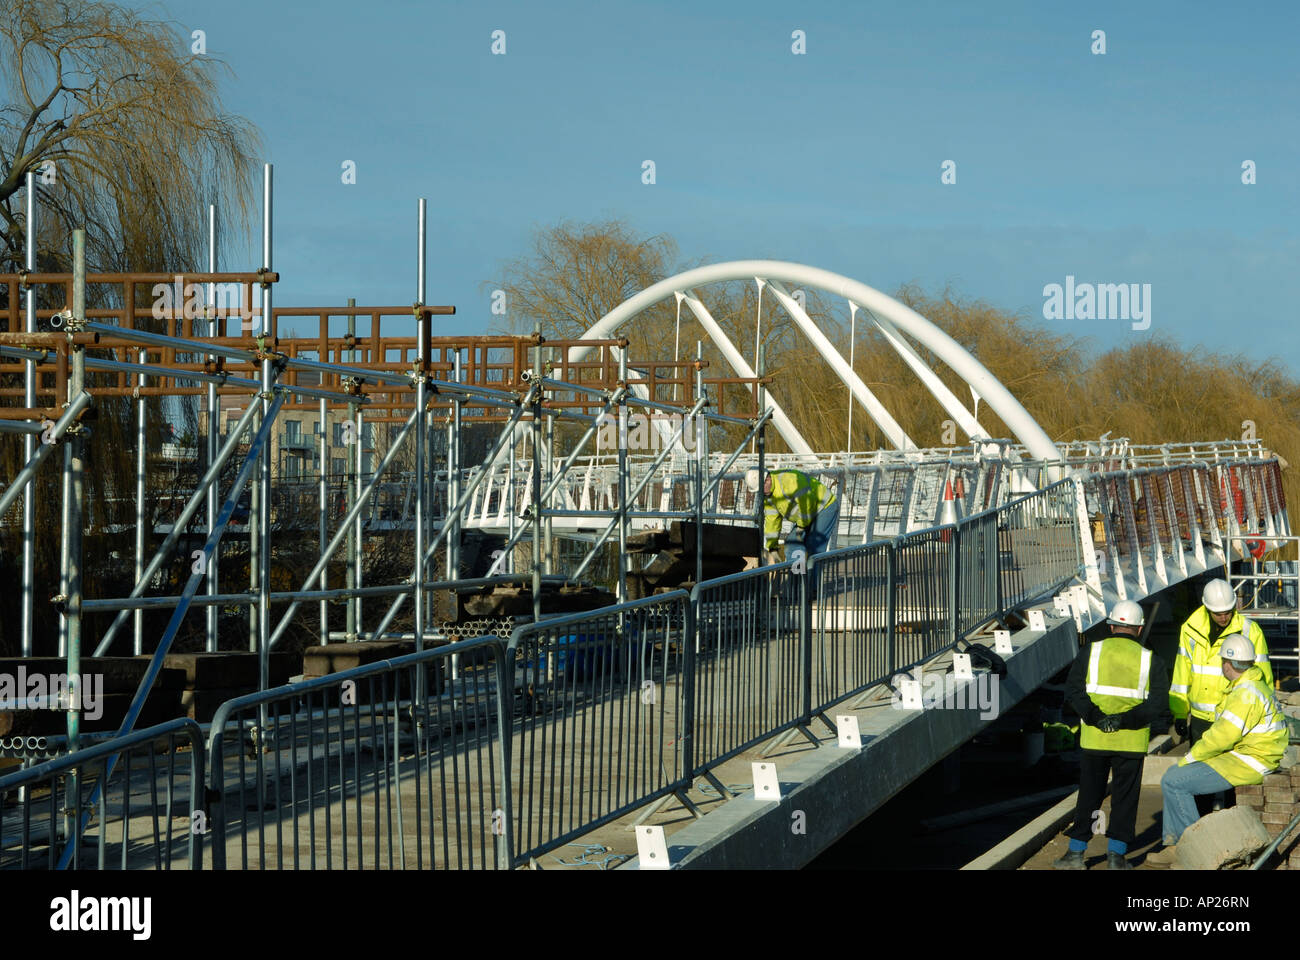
[0,717,205,870]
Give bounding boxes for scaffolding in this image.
[0,167,774,764]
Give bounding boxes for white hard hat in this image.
[1202,579,1237,613]
[1219,633,1255,664]
[745,469,761,494]
[1107,600,1145,627]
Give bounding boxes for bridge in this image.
[1,178,1295,870]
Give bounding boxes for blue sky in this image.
[145,0,1298,372]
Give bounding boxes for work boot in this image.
[1145,845,1179,866]
[1106,851,1133,870]
[1052,849,1086,870]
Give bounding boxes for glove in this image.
[1098,714,1122,734]
[1174,719,1188,738]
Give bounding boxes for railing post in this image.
[801,558,813,725]
[189,727,206,870]
[886,542,897,677]
[492,636,514,870]
[681,591,697,781]
[948,522,960,647]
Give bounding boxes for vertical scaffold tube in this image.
[206,203,220,652]
[21,172,36,657]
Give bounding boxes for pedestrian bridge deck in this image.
[0,451,1291,870]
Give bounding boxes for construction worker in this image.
[1171,579,1273,745]
[1054,601,1170,871]
[1148,634,1288,866]
[745,468,838,565]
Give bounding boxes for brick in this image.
[1264,773,1291,788]
[1267,823,1285,837]
[1265,789,1296,803]
[1262,810,1293,825]
[1264,802,1294,813]
[1236,785,1263,798]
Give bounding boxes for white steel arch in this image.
[567,261,1061,463]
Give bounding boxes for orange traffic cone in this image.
[940,479,960,541]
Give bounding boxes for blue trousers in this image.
[792,498,839,558]
[1160,762,1234,843]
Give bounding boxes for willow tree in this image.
[0,0,261,656]
[0,0,260,273]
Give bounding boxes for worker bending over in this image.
[746,468,838,565]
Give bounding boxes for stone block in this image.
[301,640,416,676]
[181,687,253,723]
[159,652,300,689]
[1142,755,1177,785]
[1176,806,1272,870]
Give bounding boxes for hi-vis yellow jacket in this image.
[1170,608,1272,722]
[1177,665,1287,785]
[763,470,835,552]
[1079,636,1153,754]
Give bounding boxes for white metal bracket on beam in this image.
[952,653,974,681]
[636,826,671,869]
[836,714,862,749]
[751,762,781,801]
[993,629,1013,655]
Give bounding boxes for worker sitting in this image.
[1148,634,1288,866]
[746,468,838,566]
